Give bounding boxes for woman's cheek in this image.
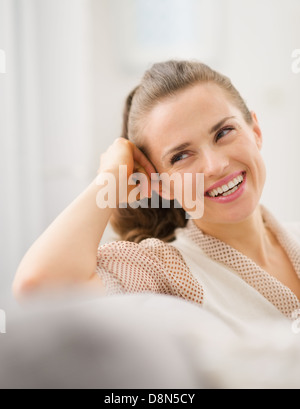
[170,166,202,203]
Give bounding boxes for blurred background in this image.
[0,0,299,301]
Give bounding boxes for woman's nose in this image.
[199,148,229,177]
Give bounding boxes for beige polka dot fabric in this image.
[182,204,300,319]
[97,204,300,319]
[97,237,205,305]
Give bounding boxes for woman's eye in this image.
[170,152,189,165]
[216,127,234,142]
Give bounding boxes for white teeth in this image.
[222,185,229,192]
[208,173,245,198]
[222,186,238,196]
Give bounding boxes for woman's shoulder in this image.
[262,205,300,244]
[96,236,204,303]
[282,222,300,242]
[97,235,185,266]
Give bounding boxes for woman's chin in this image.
[202,198,260,225]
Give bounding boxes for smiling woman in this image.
[112,61,260,240]
[14,60,300,333]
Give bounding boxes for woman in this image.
[13,61,300,329]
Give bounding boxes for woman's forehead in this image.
[142,83,241,148]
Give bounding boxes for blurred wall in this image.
[223,0,300,219]
[0,0,299,299]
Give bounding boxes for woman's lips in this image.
[205,172,247,204]
[205,171,245,196]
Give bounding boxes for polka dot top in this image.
[96,205,300,319]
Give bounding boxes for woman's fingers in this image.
[128,143,159,198]
[131,143,158,179]
[99,138,160,201]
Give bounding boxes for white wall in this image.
[0,0,43,297]
[0,0,299,299]
[35,0,95,226]
[222,0,300,220]
[0,0,96,297]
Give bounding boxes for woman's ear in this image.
[250,111,263,150]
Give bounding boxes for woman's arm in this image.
[13,138,157,301]
[13,176,114,300]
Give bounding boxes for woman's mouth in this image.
[205,171,247,203]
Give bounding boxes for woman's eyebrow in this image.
[161,116,237,161]
[209,116,237,134]
[162,142,192,162]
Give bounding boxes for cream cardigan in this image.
[97,204,300,327]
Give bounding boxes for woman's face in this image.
[142,82,266,226]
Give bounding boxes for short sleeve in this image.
[96,238,204,305]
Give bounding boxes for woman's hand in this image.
[98,138,159,203]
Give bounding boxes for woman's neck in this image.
[194,206,278,267]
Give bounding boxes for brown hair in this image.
[110,60,253,243]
